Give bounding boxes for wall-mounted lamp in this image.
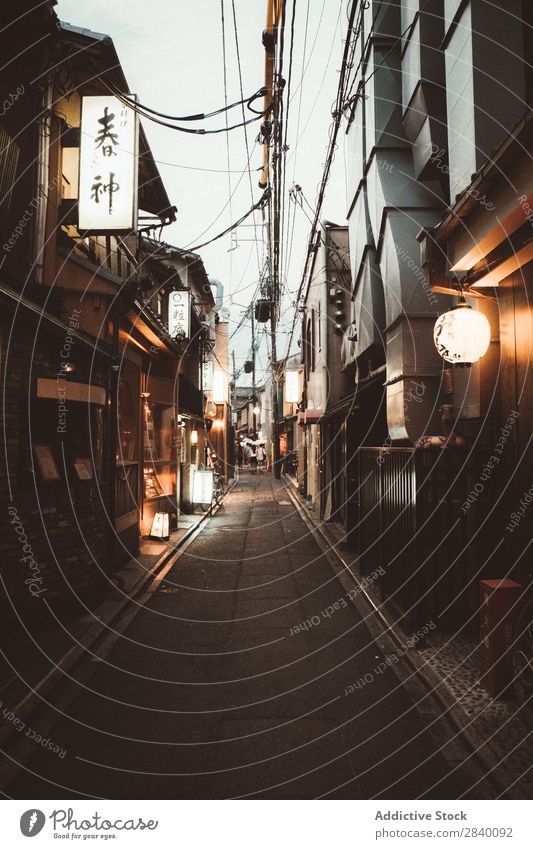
[191,429,198,445]
[213,419,224,430]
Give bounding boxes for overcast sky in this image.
[56,0,349,384]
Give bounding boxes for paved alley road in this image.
[7,476,480,799]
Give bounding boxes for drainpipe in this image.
[208,276,224,312]
[33,79,53,283]
[107,318,120,572]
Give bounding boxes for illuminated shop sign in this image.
[285,370,300,403]
[168,290,191,339]
[78,95,138,232]
[192,469,214,504]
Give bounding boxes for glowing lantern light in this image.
[191,429,198,445]
[434,298,490,365]
[150,512,169,540]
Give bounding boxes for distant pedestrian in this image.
[250,446,258,474]
[237,442,244,469]
[256,443,267,473]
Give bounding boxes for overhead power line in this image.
[283,0,361,361]
[106,78,267,122]
[104,80,271,135]
[186,189,271,253]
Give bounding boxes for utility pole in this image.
[231,349,236,398]
[251,306,257,438]
[270,285,281,478]
[260,0,284,479]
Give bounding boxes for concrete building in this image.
[299,222,353,522]
[339,0,533,629]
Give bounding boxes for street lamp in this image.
[434,297,490,365]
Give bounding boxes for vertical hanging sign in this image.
[285,370,300,403]
[168,290,191,339]
[78,95,138,232]
[202,361,214,391]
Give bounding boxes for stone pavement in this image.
[6,475,484,799]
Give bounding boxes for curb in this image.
[282,476,527,800]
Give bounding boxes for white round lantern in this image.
[433,298,490,365]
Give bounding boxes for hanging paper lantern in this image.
[434,298,490,365]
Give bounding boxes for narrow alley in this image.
[5,476,484,800]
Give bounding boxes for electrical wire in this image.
[231,0,263,281]
[183,140,258,250]
[279,0,297,310]
[221,0,234,295]
[106,77,267,123]
[186,190,270,254]
[283,0,361,362]
[104,80,271,135]
[285,0,342,171]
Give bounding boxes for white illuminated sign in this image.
[212,369,226,404]
[285,370,300,403]
[168,290,191,339]
[193,469,214,504]
[78,95,138,232]
[202,361,213,391]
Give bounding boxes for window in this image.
[143,401,177,498]
[30,398,105,482]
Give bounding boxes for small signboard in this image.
[202,360,213,391]
[192,469,214,505]
[33,444,61,481]
[168,290,191,339]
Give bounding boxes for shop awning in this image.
[297,408,323,425]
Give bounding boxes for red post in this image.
[480,579,523,697]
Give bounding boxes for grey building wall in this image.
[444,0,526,202]
[345,0,530,445]
[345,0,448,444]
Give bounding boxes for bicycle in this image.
[212,469,225,508]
